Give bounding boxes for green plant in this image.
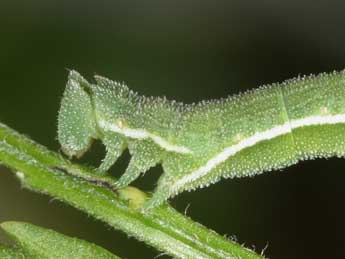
[0,122,263,258]
[0,221,121,259]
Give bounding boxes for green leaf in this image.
[0,122,264,259]
[0,244,29,259]
[1,221,121,259]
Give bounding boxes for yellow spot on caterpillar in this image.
[119,186,147,210]
[117,120,124,129]
[234,133,243,142]
[320,106,328,115]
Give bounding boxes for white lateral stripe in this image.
[173,114,345,189]
[288,114,345,128]
[99,120,191,154]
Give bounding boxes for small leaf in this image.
[0,244,29,259]
[1,222,121,259]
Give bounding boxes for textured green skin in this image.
[58,70,345,209]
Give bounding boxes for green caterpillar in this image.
[58,70,345,210]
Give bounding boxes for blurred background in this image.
[1,1,345,258]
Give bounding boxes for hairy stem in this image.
[0,122,264,259]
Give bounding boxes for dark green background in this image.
[1,1,345,258]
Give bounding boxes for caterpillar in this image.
[58,70,345,210]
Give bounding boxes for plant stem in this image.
[0,122,264,259]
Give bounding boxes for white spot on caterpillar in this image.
[99,120,192,154]
[173,114,345,190]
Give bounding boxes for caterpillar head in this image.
[58,71,137,159]
[58,71,98,158]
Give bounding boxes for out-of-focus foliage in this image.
[0,221,121,259]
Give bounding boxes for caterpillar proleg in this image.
[58,70,345,210]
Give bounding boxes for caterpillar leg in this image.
[142,156,185,210]
[99,133,126,173]
[142,165,182,211]
[116,140,162,188]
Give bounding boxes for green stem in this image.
[0,122,264,259]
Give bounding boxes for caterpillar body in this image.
[58,70,345,210]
